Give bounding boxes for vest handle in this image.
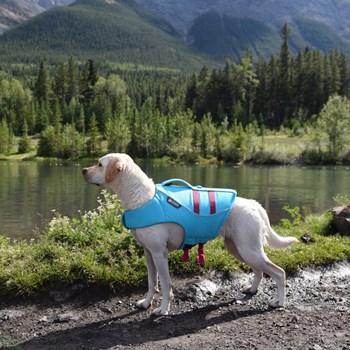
[161,178,194,189]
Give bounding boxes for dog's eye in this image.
[98,162,102,167]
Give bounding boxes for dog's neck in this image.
[108,163,155,211]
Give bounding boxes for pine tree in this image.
[337,52,349,98]
[34,60,52,104]
[66,57,79,103]
[254,57,269,120]
[77,104,86,134]
[80,59,99,104]
[54,62,67,104]
[329,50,341,95]
[277,23,291,125]
[18,120,30,154]
[86,113,101,157]
[185,73,198,111]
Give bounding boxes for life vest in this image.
[122,179,237,249]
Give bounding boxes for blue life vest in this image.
[122,179,237,249]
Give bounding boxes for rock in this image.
[38,316,49,323]
[178,279,218,303]
[331,205,350,235]
[99,306,113,314]
[54,312,79,323]
[0,310,24,321]
[301,235,315,244]
[49,283,84,303]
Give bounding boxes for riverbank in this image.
[1,133,350,166]
[0,191,349,301]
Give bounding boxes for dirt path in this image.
[1,263,349,350]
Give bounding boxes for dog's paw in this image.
[151,305,169,316]
[242,287,258,295]
[269,298,285,308]
[136,298,151,310]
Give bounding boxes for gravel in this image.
[1,263,349,350]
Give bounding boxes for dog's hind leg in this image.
[225,238,262,295]
[237,248,286,308]
[224,238,286,307]
[136,248,158,310]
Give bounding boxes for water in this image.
[0,160,349,240]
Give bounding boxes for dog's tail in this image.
[265,227,299,249]
[256,202,299,249]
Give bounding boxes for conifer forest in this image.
[1,25,350,164]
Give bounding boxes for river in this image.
[0,160,349,240]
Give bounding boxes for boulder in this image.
[177,279,218,303]
[331,205,350,236]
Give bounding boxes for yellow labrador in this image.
[83,153,298,316]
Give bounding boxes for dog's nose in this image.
[82,168,88,175]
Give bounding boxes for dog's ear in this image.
[105,158,122,184]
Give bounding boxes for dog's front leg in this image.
[151,251,173,316]
[137,248,158,310]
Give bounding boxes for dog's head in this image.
[82,153,131,187]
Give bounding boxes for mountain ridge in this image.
[1,0,350,66]
[135,0,350,59]
[0,0,214,70]
[0,0,74,33]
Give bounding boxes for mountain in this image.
[36,0,75,9]
[0,0,74,34]
[135,0,350,60]
[0,0,213,70]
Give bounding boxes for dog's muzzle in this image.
[82,168,100,186]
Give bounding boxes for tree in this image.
[37,125,57,157]
[34,61,52,104]
[85,113,101,157]
[105,112,131,153]
[53,62,67,104]
[61,124,83,159]
[238,51,259,124]
[277,23,291,125]
[77,104,86,134]
[80,59,99,104]
[317,95,350,158]
[200,113,216,158]
[66,57,79,103]
[0,119,11,154]
[18,120,30,154]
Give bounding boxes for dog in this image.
[83,153,298,316]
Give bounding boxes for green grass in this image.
[251,133,311,165]
[0,191,349,299]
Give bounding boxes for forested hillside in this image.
[1,25,350,165]
[0,0,213,70]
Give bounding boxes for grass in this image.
[0,190,349,299]
[251,132,311,165]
